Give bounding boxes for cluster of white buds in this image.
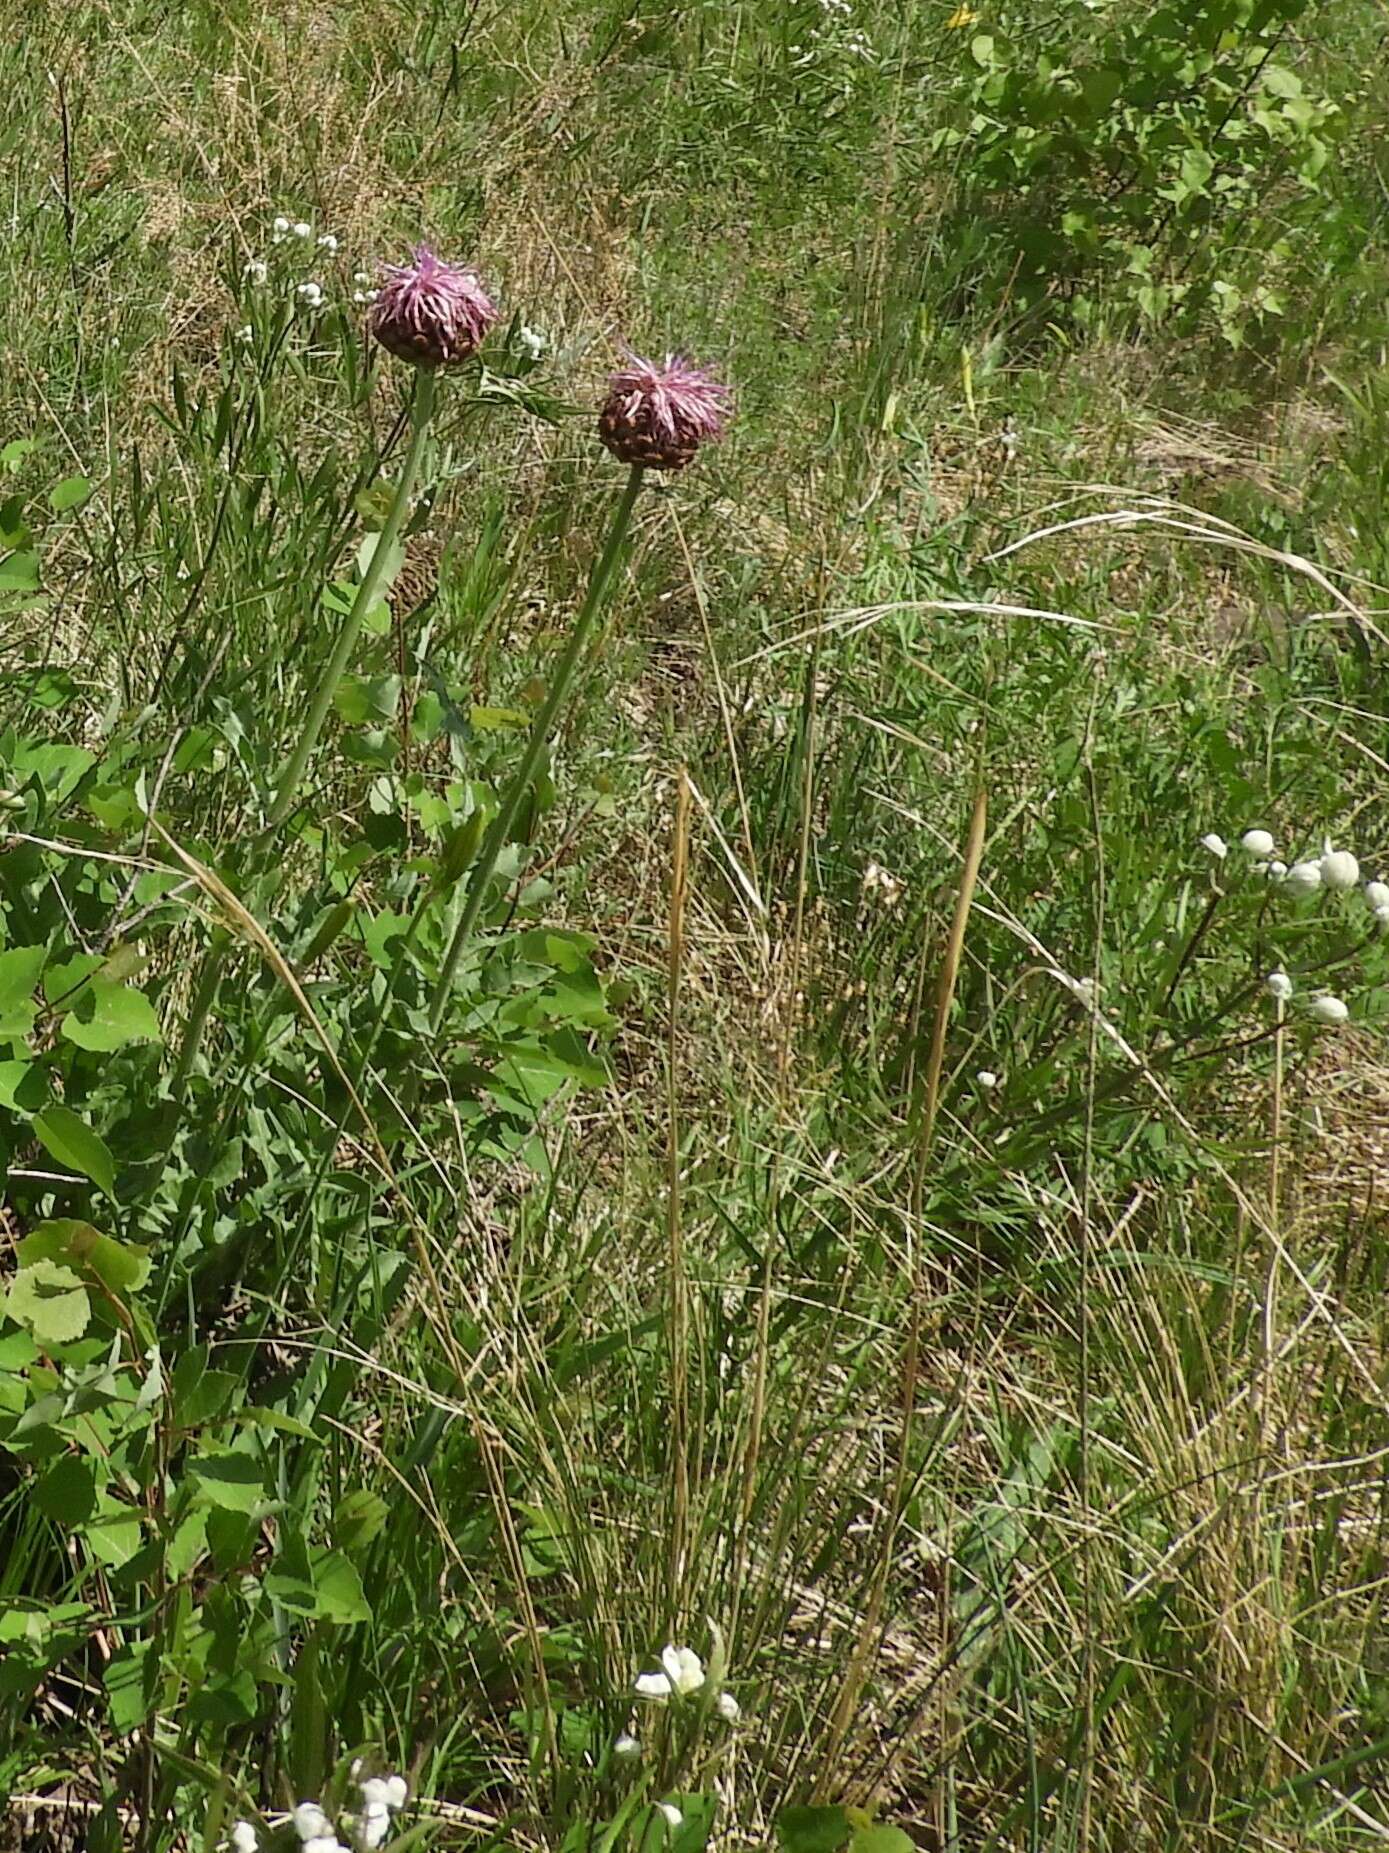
[862,860,904,907]
[296,281,324,309]
[352,269,380,306]
[632,1643,741,1721]
[1263,969,1349,1026]
[518,324,547,359]
[243,258,268,286]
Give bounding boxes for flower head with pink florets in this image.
[370,245,499,370]
[598,350,732,472]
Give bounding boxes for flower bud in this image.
[599,351,732,471]
[1200,833,1228,860]
[1320,847,1360,891]
[1283,861,1322,897]
[371,245,499,369]
[1265,970,1292,1003]
[1364,880,1389,912]
[1310,994,1348,1026]
[1240,828,1275,857]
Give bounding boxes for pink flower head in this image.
[370,244,499,369]
[598,350,732,471]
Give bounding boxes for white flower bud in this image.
[292,1804,331,1842]
[292,220,312,238]
[243,258,268,285]
[1283,861,1322,897]
[1320,848,1360,891]
[1364,880,1389,912]
[976,1070,998,1090]
[660,1644,705,1695]
[1264,970,1292,1003]
[382,1776,407,1812]
[1375,903,1389,928]
[716,1690,741,1721]
[614,1733,641,1758]
[656,1804,683,1829]
[1200,833,1228,860]
[1310,994,1348,1026]
[229,1824,259,1853]
[1240,828,1275,857]
[1266,860,1287,880]
[317,232,338,251]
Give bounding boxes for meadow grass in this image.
[2,2,1389,1850]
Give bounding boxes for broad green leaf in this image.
[335,673,402,725]
[334,1487,389,1552]
[104,1639,154,1733]
[777,1808,851,1853]
[33,1456,97,1527]
[32,1105,118,1199]
[49,475,92,512]
[849,1831,915,1853]
[355,531,404,587]
[165,1508,208,1581]
[1262,64,1302,97]
[86,1492,143,1568]
[61,978,162,1052]
[311,1549,370,1624]
[0,944,45,1039]
[18,1221,151,1295]
[189,1452,266,1513]
[5,1261,91,1347]
[0,1327,39,1369]
[0,1060,45,1113]
[0,550,39,591]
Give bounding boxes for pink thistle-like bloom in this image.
[370,245,499,369]
[598,351,732,472]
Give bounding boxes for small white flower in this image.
[382,1776,407,1812]
[1310,994,1349,1026]
[1283,860,1322,897]
[292,220,312,239]
[272,214,290,237]
[635,1670,672,1700]
[1265,970,1292,1003]
[317,232,338,252]
[229,1825,259,1853]
[367,287,379,303]
[354,269,372,284]
[1364,880,1389,912]
[656,1804,683,1829]
[243,258,268,285]
[1240,828,1275,857]
[1266,860,1287,880]
[359,1780,390,1809]
[302,1839,344,1853]
[1200,833,1228,860]
[614,1733,641,1758]
[1320,847,1360,891]
[235,323,254,342]
[976,1069,998,1091]
[518,323,546,358]
[661,1643,706,1695]
[297,281,323,307]
[716,1690,741,1721]
[293,1804,332,1842]
[357,1807,390,1850]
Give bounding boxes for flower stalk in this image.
[427,463,645,1033]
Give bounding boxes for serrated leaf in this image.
[5,1261,91,1347]
[32,1105,117,1199]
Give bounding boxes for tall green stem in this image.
[427,464,644,1034]
[266,368,437,830]
[171,370,438,1097]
